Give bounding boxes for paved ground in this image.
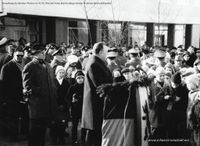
[0,121,82,146]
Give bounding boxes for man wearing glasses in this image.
[0,46,25,141]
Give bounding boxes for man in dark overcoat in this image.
[0,46,25,140]
[81,42,113,146]
[22,44,58,146]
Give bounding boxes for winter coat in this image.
[22,58,58,119]
[54,78,70,122]
[148,81,174,128]
[0,60,24,116]
[81,55,113,130]
[66,83,84,119]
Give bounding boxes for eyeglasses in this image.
[107,57,116,60]
[17,55,24,57]
[108,49,118,52]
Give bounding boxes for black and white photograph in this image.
[0,0,200,146]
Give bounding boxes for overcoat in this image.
[22,58,58,119]
[0,59,24,116]
[81,55,112,130]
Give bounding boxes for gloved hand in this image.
[96,83,112,98]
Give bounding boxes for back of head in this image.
[93,42,105,55]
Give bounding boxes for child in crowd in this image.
[186,74,200,146]
[66,70,85,145]
[50,66,70,145]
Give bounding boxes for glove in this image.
[96,83,112,98]
[72,94,79,103]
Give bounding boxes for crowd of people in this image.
[0,36,200,146]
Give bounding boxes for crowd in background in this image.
[0,36,200,146]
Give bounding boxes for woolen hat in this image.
[55,65,65,75]
[172,72,181,84]
[75,70,84,79]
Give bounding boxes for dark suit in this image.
[81,55,112,146]
[0,59,25,139]
[22,58,58,146]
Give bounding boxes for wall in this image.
[55,18,68,45]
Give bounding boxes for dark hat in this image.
[31,44,45,55]
[172,72,181,84]
[52,49,64,56]
[0,37,9,47]
[165,72,172,78]
[23,45,32,53]
[121,67,130,74]
[48,43,58,50]
[75,70,84,79]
